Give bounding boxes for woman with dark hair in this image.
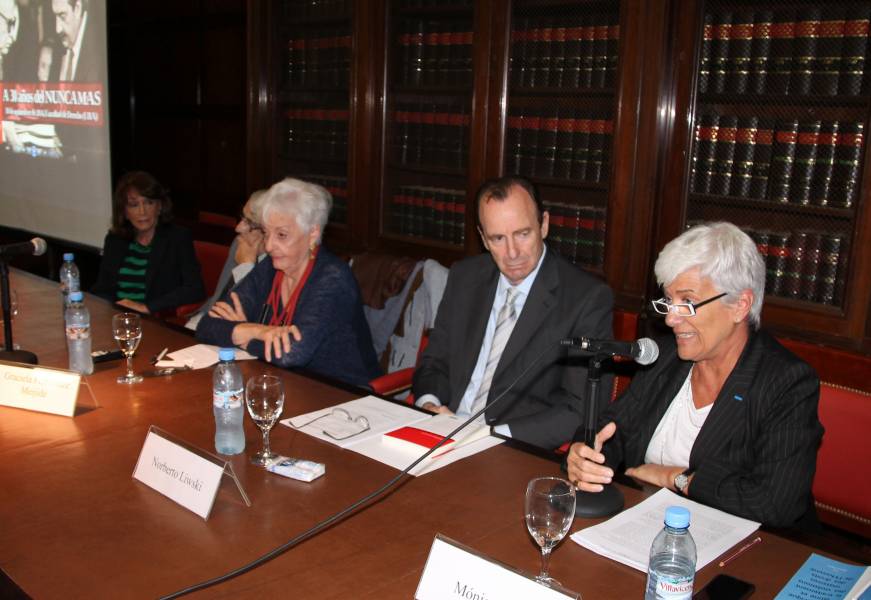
[91,171,205,314]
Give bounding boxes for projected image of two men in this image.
[0,0,104,159]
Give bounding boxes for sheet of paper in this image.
[570,488,760,572]
[156,344,256,369]
[280,395,430,449]
[773,553,870,600]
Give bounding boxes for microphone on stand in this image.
[0,238,46,364]
[561,336,660,518]
[560,336,659,365]
[0,238,48,259]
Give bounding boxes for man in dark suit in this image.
[52,0,99,82]
[412,176,614,449]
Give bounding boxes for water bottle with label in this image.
[59,252,80,312]
[645,506,697,600]
[213,347,245,455]
[65,291,94,375]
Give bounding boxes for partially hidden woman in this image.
[91,171,205,314]
[196,177,381,388]
[567,222,823,529]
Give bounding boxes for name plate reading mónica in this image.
[133,426,250,520]
[0,360,80,417]
[415,534,579,600]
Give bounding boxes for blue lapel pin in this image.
[733,395,743,401]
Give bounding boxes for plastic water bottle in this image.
[59,253,80,312]
[65,291,94,375]
[213,347,245,455]
[645,506,697,599]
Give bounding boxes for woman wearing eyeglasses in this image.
[567,222,823,529]
[196,177,380,388]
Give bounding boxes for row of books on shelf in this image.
[285,108,349,160]
[285,29,352,88]
[282,0,350,20]
[505,110,613,182]
[396,19,474,88]
[700,7,870,96]
[391,103,470,170]
[388,186,466,245]
[303,174,349,224]
[749,227,847,306]
[691,114,863,208]
[510,13,619,90]
[544,201,606,270]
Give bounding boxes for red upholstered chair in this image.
[198,211,237,229]
[172,240,230,319]
[812,383,871,538]
[369,331,429,402]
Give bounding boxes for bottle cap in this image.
[63,252,74,261]
[664,506,690,529]
[218,347,236,362]
[69,291,84,302]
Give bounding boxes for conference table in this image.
[0,269,859,599]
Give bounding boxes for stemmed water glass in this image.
[112,312,143,384]
[245,374,285,465]
[525,476,576,587]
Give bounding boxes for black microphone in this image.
[0,238,48,259]
[560,336,659,365]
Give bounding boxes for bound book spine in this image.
[839,5,870,95]
[730,116,758,197]
[505,113,523,175]
[789,120,822,205]
[555,110,575,179]
[783,230,808,299]
[728,11,754,94]
[710,11,733,94]
[830,121,864,208]
[812,10,845,95]
[768,10,795,94]
[749,120,774,199]
[799,231,823,302]
[509,21,526,88]
[698,13,713,93]
[769,119,799,203]
[749,11,773,94]
[817,233,845,306]
[538,18,554,89]
[809,121,839,206]
[577,206,597,266]
[580,17,595,88]
[550,22,566,88]
[790,8,821,95]
[691,114,720,194]
[710,115,738,196]
[592,16,609,88]
[605,13,620,88]
[537,111,559,178]
[571,116,591,181]
[765,231,791,296]
[520,110,541,176]
[564,17,583,89]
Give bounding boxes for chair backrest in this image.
[194,240,230,297]
[198,211,237,229]
[812,382,871,537]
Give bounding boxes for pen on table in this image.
[154,347,169,364]
[718,535,762,567]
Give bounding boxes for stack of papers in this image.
[571,488,760,571]
[281,397,503,476]
[156,344,257,369]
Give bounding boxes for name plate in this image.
[416,534,579,600]
[0,360,80,417]
[132,426,249,519]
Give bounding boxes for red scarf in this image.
[264,247,319,326]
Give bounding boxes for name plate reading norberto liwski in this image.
[133,427,227,519]
[415,534,579,600]
[0,360,81,417]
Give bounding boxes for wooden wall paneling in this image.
[245,0,274,193]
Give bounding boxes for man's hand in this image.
[117,298,150,314]
[208,292,247,322]
[235,230,262,265]
[421,402,453,415]
[566,421,617,492]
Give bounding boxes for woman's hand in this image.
[208,292,247,322]
[566,421,617,492]
[116,298,150,314]
[625,464,688,492]
[231,323,302,362]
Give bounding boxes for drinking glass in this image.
[525,477,576,587]
[1,289,20,349]
[245,374,285,465]
[112,312,143,384]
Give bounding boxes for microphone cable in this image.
[159,342,566,599]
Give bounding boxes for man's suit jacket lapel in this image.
[453,264,499,406]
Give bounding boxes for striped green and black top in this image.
[115,241,151,302]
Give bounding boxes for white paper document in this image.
[281,399,503,475]
[571,488,760,572]
[156,344,257,369]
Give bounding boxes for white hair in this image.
[654,222,765,329]
[245,189,268,225]
[261,178,332,241]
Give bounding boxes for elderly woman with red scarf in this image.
[196,178,380,388]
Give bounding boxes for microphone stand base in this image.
[574,484,624,519]
[0,349,38,365]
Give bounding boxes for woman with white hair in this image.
[567,222,823,528]
[196,177,380,387]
